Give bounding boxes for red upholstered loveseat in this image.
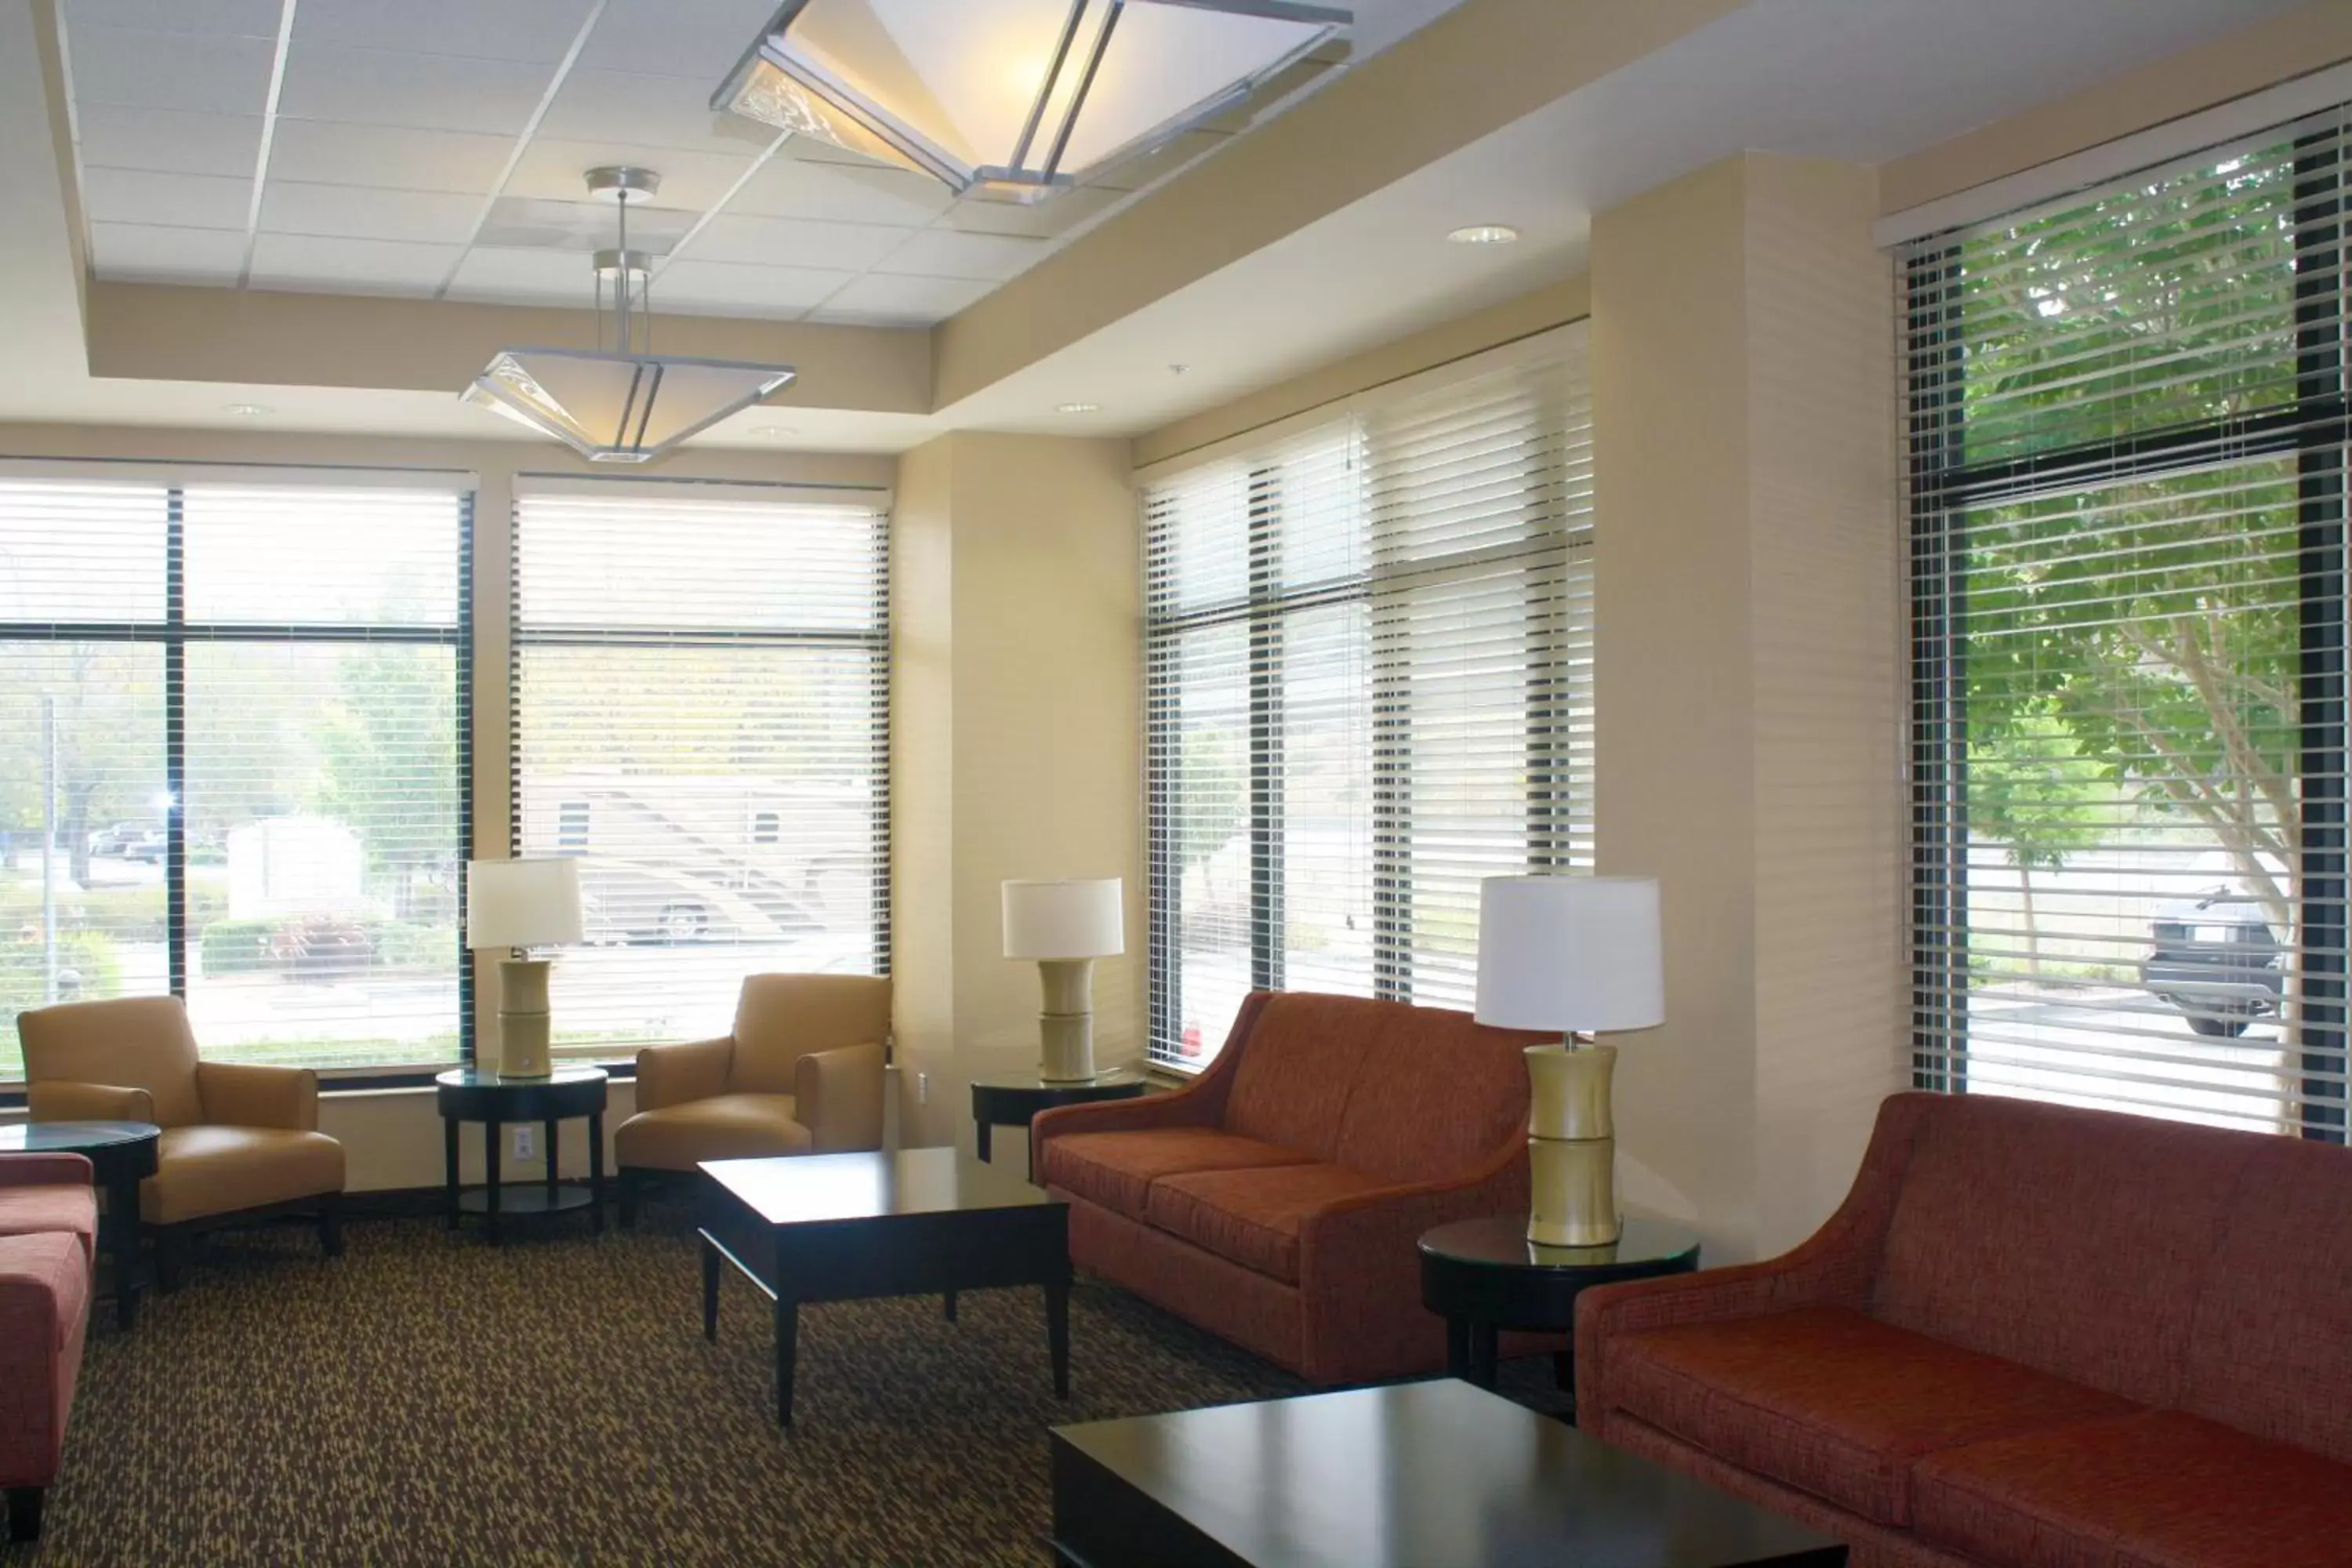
[1577,1091,2352,1568]
[1033,990,1546,1385]
[0,1152,96,1543]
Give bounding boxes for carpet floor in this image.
[7,1204,1570,1567]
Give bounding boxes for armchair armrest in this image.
[27,1081,154,1125]
[195,1061,318,1131]
[795,1041,886,1153]
[634,1037,732,1112]
[0,1154,93,1189]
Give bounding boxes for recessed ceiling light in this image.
[222,402,272,417]
[1446,224,1520,245]
[1057,401,1102,415]
[749,425,797,439]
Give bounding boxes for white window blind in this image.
[0,475,470,1077]
[1905,110,2349,1141]
[511,486,890,1052]
[1144,328,1594,1069]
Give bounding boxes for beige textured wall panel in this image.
[1591,154,1762,1261]
[1880,0,2352,216]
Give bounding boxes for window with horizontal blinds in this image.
[1144,328,1593,1070]
[510,488,889,1054]
[1905,112,2349,1140]
[0,477,471,1077]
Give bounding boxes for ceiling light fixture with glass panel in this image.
[713,0,1352,203]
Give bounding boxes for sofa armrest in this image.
[0,1154,93,1189]
[28,1081,154,1125]
[0,1232,83,1488]
[196,1061,319,1131]
[1032,992,1274,1152]
[795,1040,885,1152]
[634,1037,733,1112]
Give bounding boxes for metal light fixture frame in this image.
[712,0,1352,201]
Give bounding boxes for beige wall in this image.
[1591,152,1902,1263]
[891,432,1143,1154]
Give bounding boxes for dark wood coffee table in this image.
[1051,1379,1846,1568]
[697,1145,1071,1427]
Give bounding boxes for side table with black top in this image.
[0,1120,159,1330]
[434,1066,608,1245]
[969,1067,1148,1174]
[1419,1214,1700,1408]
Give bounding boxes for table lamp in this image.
[1003,878,1124,1083]
[466,857,583,1080]
[1475,875,1664,1247]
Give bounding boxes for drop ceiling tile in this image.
[292,0,594,62]
[506,140,755,211]
[87,221,251,284]
[538,68,778,157]
[474,195,696,254]
[873,227,1049,282]
[728,158,951,227]
[259,181,483,243]
[577,0,777,79]
[679,213,913,272]
[653,260,860,318]
[76,107,263,180]
[943,184,1125,239]
[247,232,463,296]
[811,273,993,325]
[81,166,253,230]
[444,245,597,305]
[267,121,515,194]
[67,25,278,114]
[64,0,282,38]
[277,43,554,136]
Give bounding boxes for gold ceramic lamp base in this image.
[497,956,554,1079]
[1036,957,1098,1083]
[1524,1041,1620,1247]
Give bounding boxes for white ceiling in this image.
[58,0,1468,327]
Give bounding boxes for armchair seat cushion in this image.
[143,1127,345,1225]
[615,1094,811,1171]
[1142,1162,1390,1283]
[1610,1305,2140,1526]
[1041,1127,1314,1219]
[1913,1410,2352,1568]
[0,1185,98,1262]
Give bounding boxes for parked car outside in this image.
[2140,891,2285,1038]
[84,822,152,857]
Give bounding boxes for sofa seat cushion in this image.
[1143,1162,1392,1283]
[615,1094,811,1171]
[143,1126,345,1225]
[1042,1129,1312,1220]
[1915,1410,2352,1568]
[0,1185,98,1261]
[1607,1305,2140,1526]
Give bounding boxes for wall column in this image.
[891,432,1142,1152]
[1592,153,1904,1261]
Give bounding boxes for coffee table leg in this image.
[1466,1321,1500,1390]
[1047,1275,1070,1398]
[588,1110,606,1234]
[1444,1314,1472,1380]
[442,1116,460,1231]
[702,1236,720,1342]
[105,1167,143,1331]
[775,1298,799,1428]
[484,1119,502,1247]
[977,1119,993,1163]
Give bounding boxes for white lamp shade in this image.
[1003,877,1124,960]
[466,858,584,949]
[1475,875,1664,1034]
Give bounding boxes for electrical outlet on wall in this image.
[513,1126,535,1161]
[916,1071,929,1105]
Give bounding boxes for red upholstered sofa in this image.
[1033,990,1546,1385]
[0,1152,96,1543]
[1577,1091,2352,1568]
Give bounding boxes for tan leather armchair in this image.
[614,974,889,1225]
[17,996,346,1284]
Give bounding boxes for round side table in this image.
[1418,1214,1700,1410]
[2,1120,161,1330]
[969,1067,1149,1177]
[434,1066,608,1244]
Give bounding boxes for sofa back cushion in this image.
[1335,1007,1541,1184]
[1872,1094,2259,1406]
[2182,1136,2352,1464]
[1221,993,1383,1161]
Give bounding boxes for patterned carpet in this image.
[7,1203,1574,1566]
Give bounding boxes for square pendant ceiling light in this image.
[713,0,1352,201]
